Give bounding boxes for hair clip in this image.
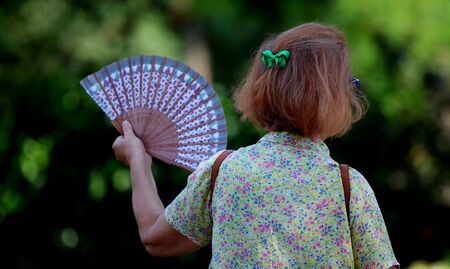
[351,78,360,90]
[261,49,290,69]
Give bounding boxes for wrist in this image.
[129,153,154,188]
[129,152,152,167]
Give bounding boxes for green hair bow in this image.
[261,49,291,69]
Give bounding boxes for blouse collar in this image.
[258,131,330,156]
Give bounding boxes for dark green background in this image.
[1,0,450,268]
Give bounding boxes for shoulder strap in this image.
[339,164,351,223]
[209,150,233,208]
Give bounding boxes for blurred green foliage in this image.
[0,0,450,268]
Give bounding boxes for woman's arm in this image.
[112,121,202,257]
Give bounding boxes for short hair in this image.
[233,23,367,139]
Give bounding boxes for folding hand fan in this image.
[80,55,227,172]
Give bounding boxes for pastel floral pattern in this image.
[165,132,399,268]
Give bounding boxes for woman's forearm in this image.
[129,156,165,242]
[128,156,203,256]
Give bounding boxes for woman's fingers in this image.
[122,121,135,138]
[111,121,148,166]
[112,136,123,150]
[112,137,122,160]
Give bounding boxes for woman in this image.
[113,23,399,268]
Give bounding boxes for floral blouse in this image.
[165,132,399,268]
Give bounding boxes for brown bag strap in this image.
[339,164,351,223]
[209,150,233,208]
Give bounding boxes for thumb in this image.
[122,120,135,137]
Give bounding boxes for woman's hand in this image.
[112,121,151,166]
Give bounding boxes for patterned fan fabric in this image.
[80,55,227,172]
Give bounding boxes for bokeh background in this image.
[1,0,450,268]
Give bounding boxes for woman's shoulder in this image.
[194,146,252,172]
[212,142,262,161]
[347,166,377,197]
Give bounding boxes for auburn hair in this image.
[233,23,367,139]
